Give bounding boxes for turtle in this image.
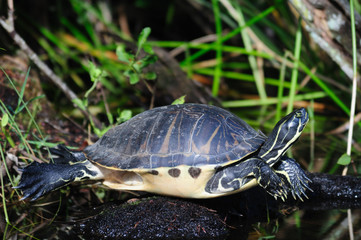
[16,104,311,201]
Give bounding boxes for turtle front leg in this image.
[250,158,289,200]
[205,158,257,194]
[205,158,288,200]
[274,157,312,201]
[15,159,102,201]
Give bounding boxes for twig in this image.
[342,1,358,239]
[327,112,361,135]
[0,0,101,128]
[169,34,218,57]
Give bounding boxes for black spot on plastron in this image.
[149,170,159,175]
[168,168,181,178]
[188,167,202,179]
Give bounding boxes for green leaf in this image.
[143,55,158,66]
[15,95,45,114]
[133,61,142,72]
[137,55,158,70]
[137,27,151,52]
[144,72,157,80]
[17,67,30,110]
[143,44,154,55]
[116,45,134,63]
[88,62,101,82]
[128,72,140,84]
[172,95,186,105]
[72,98,86,111]
[94,127,101,137]
[337,153,351,165]
[117,109,132,123]
[107,112,114,125]
[1,113,9,127]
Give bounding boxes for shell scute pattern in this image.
[84,104,266,170]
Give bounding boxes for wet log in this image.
[73,172,361,239]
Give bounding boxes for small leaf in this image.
[1,113,9,127]
[144,72,157,80]
[137,27,151,51]
[128,72,140,84]
[337,153,351,165]
[172,95,186,105]
[133,61,142,72]
[143,44,154,55]
[134,55,158,72]
[116,45,134,63]
[143,55,158,64]
[89,66,102,82]
[107,112,114,125]
[72,98,86,111]
[98,126,112,137]
[94,127,102,137]
[117,109,132,123]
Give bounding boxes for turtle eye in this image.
[295,110,303,118]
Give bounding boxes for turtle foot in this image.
[16,158,98,201]
[253,160,288,201]
[276,157,312,201]
[15,162,63,201]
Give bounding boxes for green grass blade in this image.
[222,91,327,108]
[276,53,288,122]
[17,67,30,110]
[211,0,223,96]
[231,2,267,100]
[194,68,294,88]
[179,6,275,65]
[298,62,350,115]
[60,17,92,44]
[287,19,302,113]
[222,91,327,107]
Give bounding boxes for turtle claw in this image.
[275,157,313,201]
[50,145,86,164]
[289,174,312,201]
[15,162,54,201]
[253,162,289,201]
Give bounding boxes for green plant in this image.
[116,27,157,85]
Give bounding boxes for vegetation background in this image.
[0,0,360,239]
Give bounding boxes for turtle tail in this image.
[15,145,102,201]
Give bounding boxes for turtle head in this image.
[277,108,308,137]
[259,108,309,165]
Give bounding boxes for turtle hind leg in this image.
[15,159,102,201]
[275,157,312,201]
[251,158,289,200]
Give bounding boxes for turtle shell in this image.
[84,104,266,170]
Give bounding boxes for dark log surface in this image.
[72,172,361,240]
